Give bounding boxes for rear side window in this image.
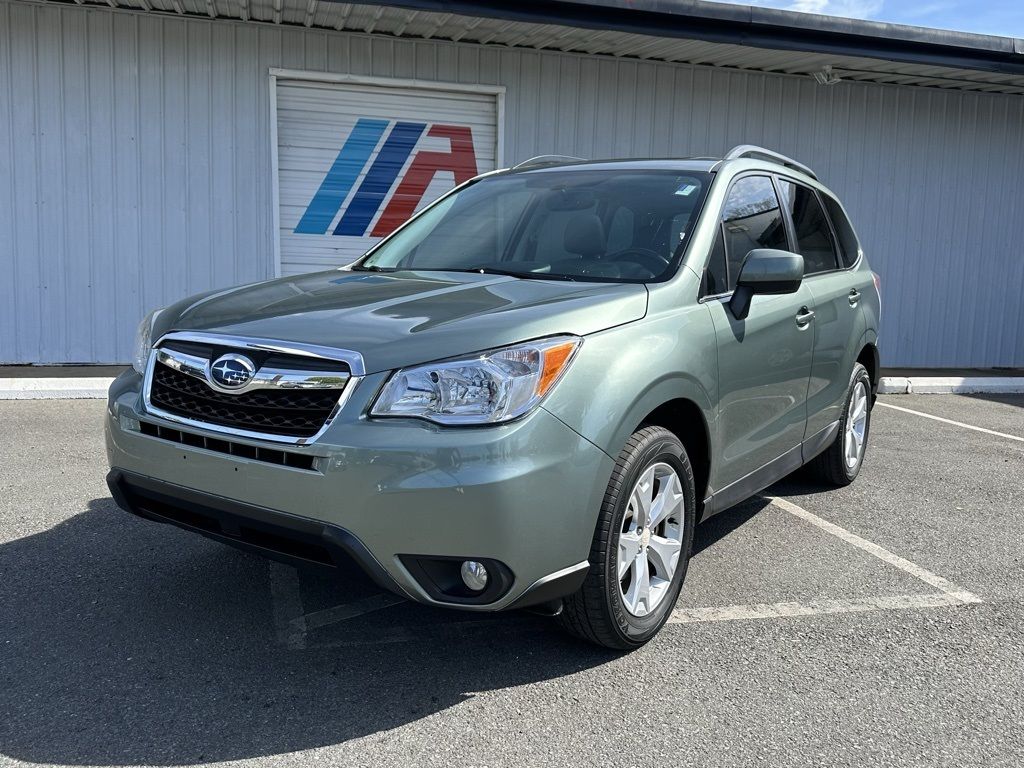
[820,193,861,267]
[720,175,788,291]
[777,181,840,274]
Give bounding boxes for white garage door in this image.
[275,75,502,277]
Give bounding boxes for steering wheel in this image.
[606,248,670,276]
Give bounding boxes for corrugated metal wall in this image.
[2,0,1023,366]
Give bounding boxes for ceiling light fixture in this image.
[812,66,842,86]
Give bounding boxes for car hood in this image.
[162,269,648,373]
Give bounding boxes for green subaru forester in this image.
[106,146,881,649]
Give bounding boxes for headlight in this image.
[371,336,581,425]
[132,309,161,374]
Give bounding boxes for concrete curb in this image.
[0,378,115,400]
[877,376,1024,395]
[3,376,1024,400]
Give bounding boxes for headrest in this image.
[563,213,606,257]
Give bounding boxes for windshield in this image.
[355,169,712,283]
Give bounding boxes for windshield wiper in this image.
[351,264,577,281]
[450,267,577,282]
[349,264,397,273]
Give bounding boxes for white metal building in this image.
[2,0,1023,367]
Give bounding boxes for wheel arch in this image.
[637,397,712,518]
[856,334,880,400]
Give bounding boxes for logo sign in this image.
[295,118,479,238]
[209,354,256,390]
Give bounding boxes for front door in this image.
[707,288,816,492]
[702,175,815,497]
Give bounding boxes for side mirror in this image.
[729,249,804,320]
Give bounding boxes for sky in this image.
[712,0,1024,38]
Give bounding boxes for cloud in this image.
[743,0,885,18]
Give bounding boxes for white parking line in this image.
[769,496,981,602]
[268,566,407,649]
[668,497,981,626]
[668,592,972,624]
[299,593,405,631]
[877,401,1024,443]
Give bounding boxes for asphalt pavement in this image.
[1,394,1022,767]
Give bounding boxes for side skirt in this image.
[701,420,840,519]
[801,420,841,463]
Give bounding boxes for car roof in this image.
[504,158,721,175]
[502,146,820,186]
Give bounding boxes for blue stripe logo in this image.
[333,122,425,236]
[293,119,392,235]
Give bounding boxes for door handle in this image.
[795,307,815,328]
[848,289,861,306]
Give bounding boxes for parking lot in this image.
[1,393,1022,767]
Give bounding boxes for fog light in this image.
[460,560,489,592]
[119,414,141,433]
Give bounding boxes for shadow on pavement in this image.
[766,470,845,498]
[962,392,1024,410]
[692,496,770,556]
[0,498,616,766]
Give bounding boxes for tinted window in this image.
[721,176,787,291]
[778,181,840,274]
[821,193,861,267]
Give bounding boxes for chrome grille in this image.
[142,332,362,444]
[151,364,343,437]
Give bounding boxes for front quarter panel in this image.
[542,270,718,467]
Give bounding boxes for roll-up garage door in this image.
[275,77,501,276]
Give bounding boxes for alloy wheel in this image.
[844,381,869,469]
[617,462,686,617]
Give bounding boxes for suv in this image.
[106,146,880,650]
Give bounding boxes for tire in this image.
[806,362,872,486]
[558,426,696,650]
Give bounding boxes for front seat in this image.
[554,213,620,278]
[563,213,606,260]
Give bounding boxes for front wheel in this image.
[558,426,696,650]
[806,362,872,486]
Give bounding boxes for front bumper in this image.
[105,371,611,611]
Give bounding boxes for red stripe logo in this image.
[370,125,479,237]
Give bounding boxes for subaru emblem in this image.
[209,353,256,389]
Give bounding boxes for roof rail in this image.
[723,145,818,180]
[512,154,587,171]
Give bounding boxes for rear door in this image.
[776,180,867,445]
[703,175,815,494]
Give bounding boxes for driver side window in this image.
[718,175,787,292]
